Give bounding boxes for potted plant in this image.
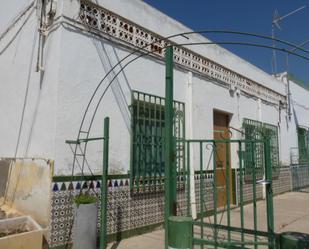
[0,216,43,249]
[72,192,98,249]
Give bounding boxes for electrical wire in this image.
[0,7,35,56]
[69,27,309,181]
[0,1,35,42]
[58,20,309,189]
[1,21,39,207]
[61,25,309,247]
[175,42,309,61]
[52,19,309,182]
[11,12,306,242]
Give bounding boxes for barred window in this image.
[297,127,309,164]
[130,91,185,189]
[242,119,280,181]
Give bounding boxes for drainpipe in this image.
[186,72,197,219]
[285,72,292,120]
[36,0,46,74]
[257,98,267,199]
[257,98,262,123]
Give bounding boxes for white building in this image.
[0,0,309,248]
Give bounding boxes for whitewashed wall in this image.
[1,0,308,177]
[0,0,61,159]
[276,74,309,164]
[290,81,309,128]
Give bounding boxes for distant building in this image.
[0,1,308,248]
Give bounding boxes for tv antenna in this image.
[271,5,306,76]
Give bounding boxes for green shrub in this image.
[74,193,97,205]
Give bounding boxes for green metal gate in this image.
[164,46,275,249]
[186,139,275,249]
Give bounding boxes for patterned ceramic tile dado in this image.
[48,177,187,248]
[49,181,100,247]
[48,167,294,248]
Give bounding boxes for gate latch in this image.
[256,179,271,185]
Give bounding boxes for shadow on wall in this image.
[0,158,53,227]
[92,37,132,132]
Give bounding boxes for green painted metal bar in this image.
[212,141,218,249]
[200,142,204,249]
[165,45,177,249]
[184,139,266,143]
[193,238,271,247]
[193,222,272,238]
[65,139,81,145]
[175,42,309,61]
[53,169,203,183]
[159,97,163,180]
[279,232,309,249]
[65,137,104,145]
[147,95,151,187]
[130,92,134,191]
[168,216,193,249]
[78,137,104,142]
[238,141,245,245]
[53,174,129,182]
[100,117,109,249]
[225,142,231,243]
[136,92,140,190]
[143,93,146,190]
[251,141,258,249]
[264,139,275,249]
[154,95,158,187]
[148,95,151,186]
[186,141,191,216]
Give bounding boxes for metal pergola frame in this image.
[66,30,309,249]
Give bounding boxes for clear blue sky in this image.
[144,0,309,84]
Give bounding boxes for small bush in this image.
[74,193,97,205]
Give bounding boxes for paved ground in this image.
[107,191,309,249]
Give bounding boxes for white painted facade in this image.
[1,0,308,178]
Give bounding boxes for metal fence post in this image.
[168,216,193,249]
[264,138,275,249]
[100,117,110,249]
[165,45,177,249]
[279,232,309,248]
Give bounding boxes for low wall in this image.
[273,166,292,195]
[291,165,309,191]
[48,165,309,249]
[236,172,263,204]
[49,176,188,248]
[0,158,53,227]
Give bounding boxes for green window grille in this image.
[130,90,185,190]
[264,123,280,178]
[242,119,280,181]
[242,119,264,181]
[297,127,309,164]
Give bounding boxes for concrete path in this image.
[107,191,309,249]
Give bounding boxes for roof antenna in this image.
[271,5,306,77]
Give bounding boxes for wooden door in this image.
[213,111,233,207]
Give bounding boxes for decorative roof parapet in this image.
[79,0,286,105]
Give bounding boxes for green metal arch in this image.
[70,29,309,180]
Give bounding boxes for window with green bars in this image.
[297,127,309,164]
[130,90,185,189]
[242,119,280,181]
